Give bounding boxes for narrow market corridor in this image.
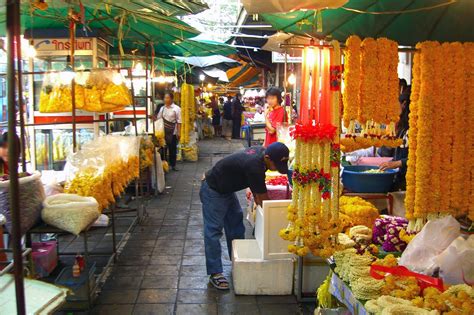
[93,138,313,315]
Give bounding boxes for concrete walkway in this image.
[93,138,314,315]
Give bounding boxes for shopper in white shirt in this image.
[156,91,181,171]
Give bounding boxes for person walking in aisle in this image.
[156,91,181,171]
[200,142,290,290]
[222,95,233,140]
[210,96,222,137]
[231,93,244,139]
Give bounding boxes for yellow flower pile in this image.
[405,41,474,230]
[180,83,196,145]
[411,285,474,314]
[65,135,140,211]
[39,69,132,113]
[339,196,379,228]
[139,137,155,170]
[342,36,401,153]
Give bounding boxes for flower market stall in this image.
[272,23,474,315]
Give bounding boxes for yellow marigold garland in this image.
[405,46,420,224]
[450,42,467,217]
[359,38,378,126]
[341,36,400,152]
[406,41,473,230]
[413,41,438,227]
[343,35,361,130]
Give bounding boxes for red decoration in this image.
[291,123,337,142]
[330,65,343,91]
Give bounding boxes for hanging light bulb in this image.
[288,73,296,85]
[112,72,124,85]
[207,83,213,89]
[134,62,144,71]
[199,74,205,81]
[59,65,76,85]
[26,44,36,58]
[158,75,166,84]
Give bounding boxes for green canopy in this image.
[78,0,209,17]
[115,39,237,57]
[262,0,474,46]
[0,4,199,44]
[109,55,188,73]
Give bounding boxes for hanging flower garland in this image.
[450,42,467,217]
[342,35,361,130]
[466,42,474,221]
[341,36,401,153]
[404,48,420,224]
[405,41,473,231]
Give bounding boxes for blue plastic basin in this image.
[342,165,398,193]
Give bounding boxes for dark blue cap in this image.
[265,142,290,174]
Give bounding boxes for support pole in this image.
[7,1,26,313]
[14,27,26,172]
[145,43,150,133]
[69,20,77,152]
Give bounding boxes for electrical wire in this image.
[342,0,456,15]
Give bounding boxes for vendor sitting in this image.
[0,132,20,175]
[201,142,290,290]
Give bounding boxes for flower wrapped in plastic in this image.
[38,71,89,113]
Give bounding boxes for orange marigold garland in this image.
[413,41,438,229]
[466,42,474,221]
[343,35,361,130]
[341,36,401,153]
[450,42,467,217]
[438,43,455,216]
[404,47,420,225]
[405,41,473,230]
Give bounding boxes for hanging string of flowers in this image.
[341,36,401,153]
[466,43,474,222]
[342,36,361,131]
[280,45,343,258]
[405,41,473,230]
[404,49,420,225]
[180,83,195,145]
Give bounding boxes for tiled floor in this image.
[92,138,315,315]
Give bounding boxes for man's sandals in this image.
[209,273,229,290]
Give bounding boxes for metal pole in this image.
[7,1,26,313]
[128,68,139,136]
[70,21,77,152]
[14,30,26,172]
[284,49,288,101]
[145,43,150,133]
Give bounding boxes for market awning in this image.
[0,4,199,46]
[202,67,229,83]
[108,55,187,73]
[241,0,348,14]
[262,0,474,46]
[226,59,262,88]
[261,32,309,53]
[118,39,237,57]
[174,55,240,71]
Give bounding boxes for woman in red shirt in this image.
[264,87,287,146]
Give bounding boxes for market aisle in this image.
[93,138,313,315]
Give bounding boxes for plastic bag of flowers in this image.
[42,193,100,235]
